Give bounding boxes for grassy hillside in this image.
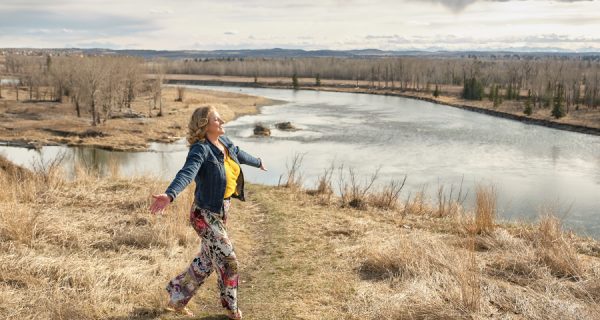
[0,156,599,319]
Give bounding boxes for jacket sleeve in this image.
[235,146,261,168]
[164,142,205,202]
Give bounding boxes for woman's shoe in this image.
[226,308,243,319]
[165,301,194,317]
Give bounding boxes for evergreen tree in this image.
[552,83,566,118]
[544,81,553,108]
[315,73,321,86]
[493,85,502,108]
[506,83,513,100]
[461,77,484,100]
[572,82,580,108]
[488,84,495,101]
[46,55,52,71]
[433,84,440,97]
[292,73,299,90]
[523,89,533,115]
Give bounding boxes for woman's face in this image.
[205,111,225,136]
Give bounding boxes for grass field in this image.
[1,156,599,319]
[0,85,276,151]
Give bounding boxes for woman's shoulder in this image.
[219,135,235,146]
[189,140,210,154]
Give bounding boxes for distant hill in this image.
[93,48,600,59]
[2,47,599,60]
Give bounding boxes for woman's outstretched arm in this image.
[222,136,266,170]
[150,143,205,214]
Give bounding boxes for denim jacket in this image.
[164,135,262,213]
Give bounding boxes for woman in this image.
[149,105,266,319]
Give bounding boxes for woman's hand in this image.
[259,159,267,171]
[150,193,171,215]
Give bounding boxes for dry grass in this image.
[1,155,599,319]
[278,152,305,189]
[306,162,335,205]
[0,85,276,151]
[0,156,199,319]
[347,210,599,319]
[472,183,497,235]
[434,177,468,218]
[368,175,407,211]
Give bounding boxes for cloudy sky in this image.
[0,0,598,51]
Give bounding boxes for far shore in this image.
[0,86,280,152]
[160,74,600,137]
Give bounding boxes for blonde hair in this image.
[187,105,217,146]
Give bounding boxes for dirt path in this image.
[164,184,359,319]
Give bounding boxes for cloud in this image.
[422,0,594,13]
[424,0,477,12]
[149,8,174,15]
[0,9,158,37]
[360,33,600,50]
[70,40,125,49]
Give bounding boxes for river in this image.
[1,85,599,237]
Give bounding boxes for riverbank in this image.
[1,156,598,319]
[0,86,277,151]
[161,74,600,136]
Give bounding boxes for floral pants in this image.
[165,199,239,312]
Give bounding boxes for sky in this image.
[0,0,599,51]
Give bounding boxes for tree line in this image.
[3,55,153,126]
[153,55,600,118]
[4,53,598,123]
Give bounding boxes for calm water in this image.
[0,78,19,85]
[1,85,599,237]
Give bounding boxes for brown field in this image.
[160,74,600,133]
[0,85,277,151]
[1,156,599,319]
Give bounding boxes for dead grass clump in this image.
[336,165,380,210]
[459,183,497,239]
[278,152,305,190]
[0,155,33,181]
[175,86,186,102]
[473,184,497,235]
[306,162,335,205]
[368,175,407,210]
[486,247,545,286]
[347,284,468,320]
[353,221,599,319]
[482,279,600,320]
[434,176,468,217]
[0,203,43,246]
[30,149,68,188]
[113,226,169,249]
[355,232,482,317]
[534,214,584,280]
[155,184,198,247]
[401,185,430,215]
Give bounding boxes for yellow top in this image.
[223,148,241,198]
